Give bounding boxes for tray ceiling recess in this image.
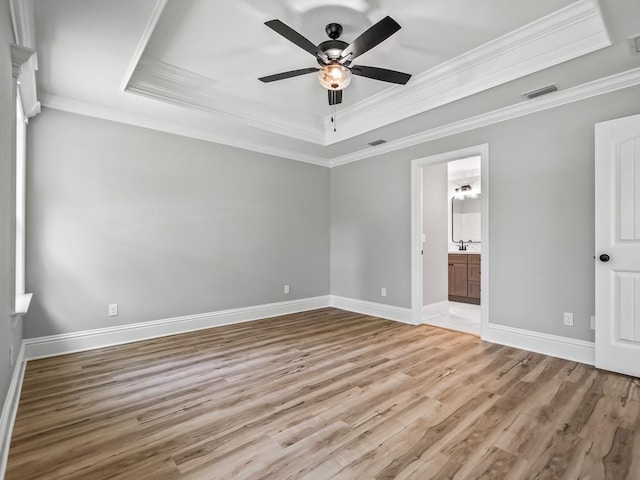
[120,0,610,147]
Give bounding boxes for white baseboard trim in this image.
[0,342,26,480]
[422,301,449,321]
[24,296,331,360]
[483,323,595,365]
[330,295,414,325]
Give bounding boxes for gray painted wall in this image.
[331,85,640,342]
[18,71,640,344]
[25,108,330,338]
[1,0,24,415]
[422,163,448,306]
[331,153,409,303]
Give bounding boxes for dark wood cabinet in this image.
[468,281,481,299]
[448,255,468,297]
[448,253,481,304]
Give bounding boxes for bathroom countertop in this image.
[448,250,481,254]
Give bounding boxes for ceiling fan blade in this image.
[328,90,343,106]
[265,20,328,63]
[350,65,411,85]
[258,67,318,83]
[339,16,401,63]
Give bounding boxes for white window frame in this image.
[14,89,32,315]
[10,0,38,317]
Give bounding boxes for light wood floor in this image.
[6,308,640,479]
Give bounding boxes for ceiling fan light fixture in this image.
[318,63,351,90]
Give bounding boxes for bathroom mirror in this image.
[452,194,481,243]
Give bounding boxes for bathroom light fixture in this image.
[454,185,478,199]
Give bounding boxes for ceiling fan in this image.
[258,16,412,113]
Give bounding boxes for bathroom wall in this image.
[448,158,481,252]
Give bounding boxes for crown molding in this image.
[330,67,640,167]
[40,67,640,170]
[39,93,330,167]
[9,0,36,50]
[120,0,324,145]
[322,0,611,144]
[126,58,325,145]
[10,43,40,118]
[121,0,610,145]
[119,0,168,92]
[10,0,40,118]
[10,43,34,78]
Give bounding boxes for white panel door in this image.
[595,113,640,377]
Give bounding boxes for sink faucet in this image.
[458,240,467,251]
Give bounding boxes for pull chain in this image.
[332,104,337,132]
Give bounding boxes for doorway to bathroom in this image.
[410,144,489,338]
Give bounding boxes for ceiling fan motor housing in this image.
[317,40,349,64]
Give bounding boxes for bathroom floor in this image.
[426,301,481,335]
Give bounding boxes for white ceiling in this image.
[31,0,640,166]
[143,0,574,117]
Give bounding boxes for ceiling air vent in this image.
[368,139,387,146]
[629,34,640,56]
[522,84,558,100]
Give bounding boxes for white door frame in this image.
[411,144,490,337]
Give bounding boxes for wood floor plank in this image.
[6,307,639,479]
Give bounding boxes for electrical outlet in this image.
[9,345,13,367]
[563,312,574,327]
[381,287,387,297]
[590,315,595,330]
[108,304,118,317]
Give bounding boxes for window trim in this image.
[13,89,32,316]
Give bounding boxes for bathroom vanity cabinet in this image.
[448,253,481,305]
